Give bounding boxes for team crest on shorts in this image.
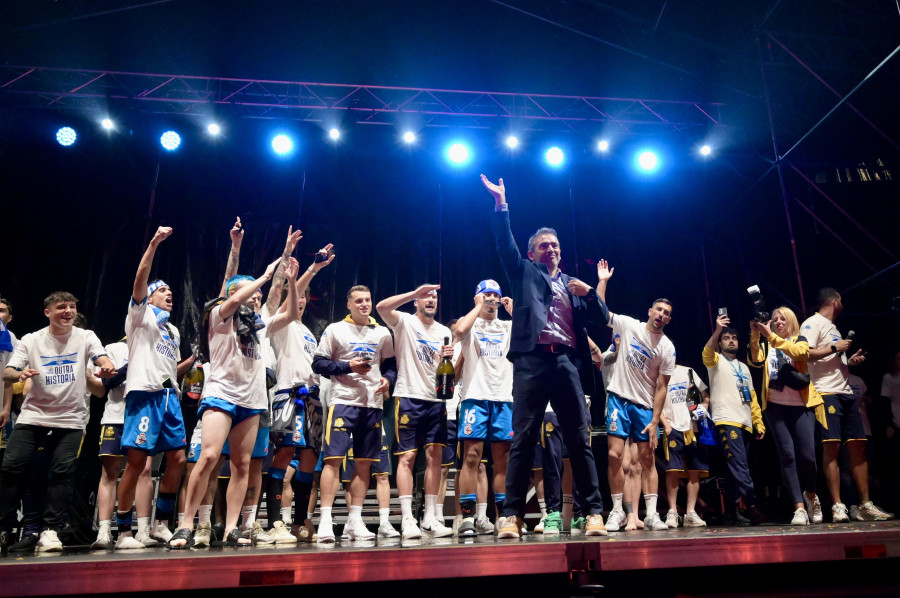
[464,424,473,435]
[546,422,555,432]
[828,405,836,414]
[400,414,410,425]
[293,431,302,442]
[334,418,345,429]
[105,426,115,438]
[375,421,380,428]
[136,432,147,446]
[382,445,388,452]
[729,430,738,440]
[609,422,617,433]
[188,446,196,459]
[669,440,677,448]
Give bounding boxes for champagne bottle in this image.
[182,362,204,403]
[686,369,702,413]
[435,336,455,401]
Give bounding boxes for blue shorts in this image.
[820,393,867,443]
[122,389,187,455]
[323,404,383,462]
[341,443,391,482]
[198,397,265,426]
[394,397,447,454]
[223,425,270,459]
[271,397,307,449]
[98,424,124,458]
[606,393,656,442]
[664,429,709,475]
[186,422,203,463]
[458,399,514,443]
[314,450,325,473]
[443,420,460,467]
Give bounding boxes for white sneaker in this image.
[35,529,63,553]
[401,517,422,540]
[533,514,547,533]
[193,522,212,547]
[605,509,626,532]
[91,526,113,550]
[643,512,668,531]
[664,509,681,529]
[344,519,376,541]
[378,521,400,538]
[791,507,810,525]
[475,516,495,535]
[832,502,850,523]
[496,516,521,539]
[683,510,707,528]
[858,501,893,521]
[114,533,146,550]
[149,522,173,544]
[245,521,274,544]
[803,493,823,524]
[317,520,335,543]
[421,518,453,538]
[268,521,298,544]
[134,528,160,547]
[451,514,463,536]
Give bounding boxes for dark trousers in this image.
[0,425,82,531]
[765,402,817,505]
[716,423,756,508]
[503,351,602,517]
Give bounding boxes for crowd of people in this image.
[0,174,896,554]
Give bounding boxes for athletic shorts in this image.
[606,393,656,442]
[663,429,710,475]
[458,399,514,443]
[443,420,460,467]
[394,397,447,454]
[341,443,391,482]
[198,397,265,426]
[186,420,203,463]
[122,389,186,455]
[323,404,383,462]
[820,393,867,443]
[98,424,124,458]
[223,425,270,459]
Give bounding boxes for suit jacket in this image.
[492,207,609,396]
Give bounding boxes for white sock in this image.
[400,495,413,520]
[348,505,362,523]
[538,498,547,517]
[644,494,658,517]
[98,520,110,530]
[307,512,314,522]
[242,505,257,528]
[435,501,444,522]
[198,505,212,525]
[320,506,332,524]
[476,502,488,519]
[379,507,391,526]
[137,517,151,534]
[281,507,292,525]
[612,493,624,512]
[424,494,437,522]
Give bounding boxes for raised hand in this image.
[413,284,440,299]
[153,226,173,244]
[284,257,300,280]
[312,243,336,271]
[715,314,730,330]
[501,297,513,315]
[480,174,506,204]
[753,320,772,337]
[596,259,614,282]
[263,256,282,280]
[284,225,303,255]
[230,217,244,246]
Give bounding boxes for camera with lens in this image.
[747,285,770,322]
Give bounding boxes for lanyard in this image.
[723,355,747,387]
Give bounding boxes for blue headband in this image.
[148,280,169,296]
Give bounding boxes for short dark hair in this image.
[346,285,371,301]
[44,291,78,309]
[815,287,840,311]
[719,326,739,342]
[527,227,558,254]
[0,297,11,315]
[652,298,673,311]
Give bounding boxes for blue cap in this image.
[475,279,502,296]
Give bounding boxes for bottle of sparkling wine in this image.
[686,369,702,413]
[435,336,455,401]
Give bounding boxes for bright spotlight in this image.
[272,134,294,155]
[403,131,416,144]
[637,151,658,171]
[446,143,470,165]
[160,131,181,151]
[597,140,609,152]
[328,128,341,141]
[699,144,712,156]
[101,118,114,130]
[56,127,77,147]
[505,136,519,149]
[207,123,221,135]
[545,146,564,167]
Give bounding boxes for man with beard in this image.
[703,313,766,526]
[377,285,454,539]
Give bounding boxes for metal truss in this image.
[0,65,723,135]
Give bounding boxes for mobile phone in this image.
[314,248,335,263]
[717,307,728,317]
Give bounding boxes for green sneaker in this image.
[543,511,562,536]
[570,517,586,535]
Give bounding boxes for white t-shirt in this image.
[882,372,900,428]
[315,320,394,409]
[707,352,756,430]
[8,326,106,429]
[460,317,513,403]
[270,319,319,392]
[200,305,270,410]
[848,374,871,436]
[801,312,851,395]
[390,311,452,403]
[124,299,180,395]
[99,341,129,425]
[606,314,676,409]
[663,365,708,433]
[446,343,463,421]
[765,345,805,407]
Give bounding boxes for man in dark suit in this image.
[481,174,609,538]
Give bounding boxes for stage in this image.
[3,521,899,597]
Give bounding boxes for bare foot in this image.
[625,514,637,531]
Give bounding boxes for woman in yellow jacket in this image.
[748,306,826,526]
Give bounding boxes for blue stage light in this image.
[272,134,294,155]
[329,128,341,141]
[56,127,77,146]
[506,136,519,149]
[101,118,114,130]
[403,131,416,144]
[637,150,658,171]
[207,123,221,136]
[597,140,609,152]
[160,131,181,151]
[545,146,564,167]
[699,144,712,156]
[447,142,470,165]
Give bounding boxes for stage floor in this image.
[3,521,900,597]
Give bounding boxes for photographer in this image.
[748,307,825,525]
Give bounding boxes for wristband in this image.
[307,268,317,275]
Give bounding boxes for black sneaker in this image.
[725,510,751,527]
[10,532,39,552]
[745,505,767,526]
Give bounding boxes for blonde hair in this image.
[772,306,800,337]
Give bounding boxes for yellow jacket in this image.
[702,346,765,435]
[748,329,827,428]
